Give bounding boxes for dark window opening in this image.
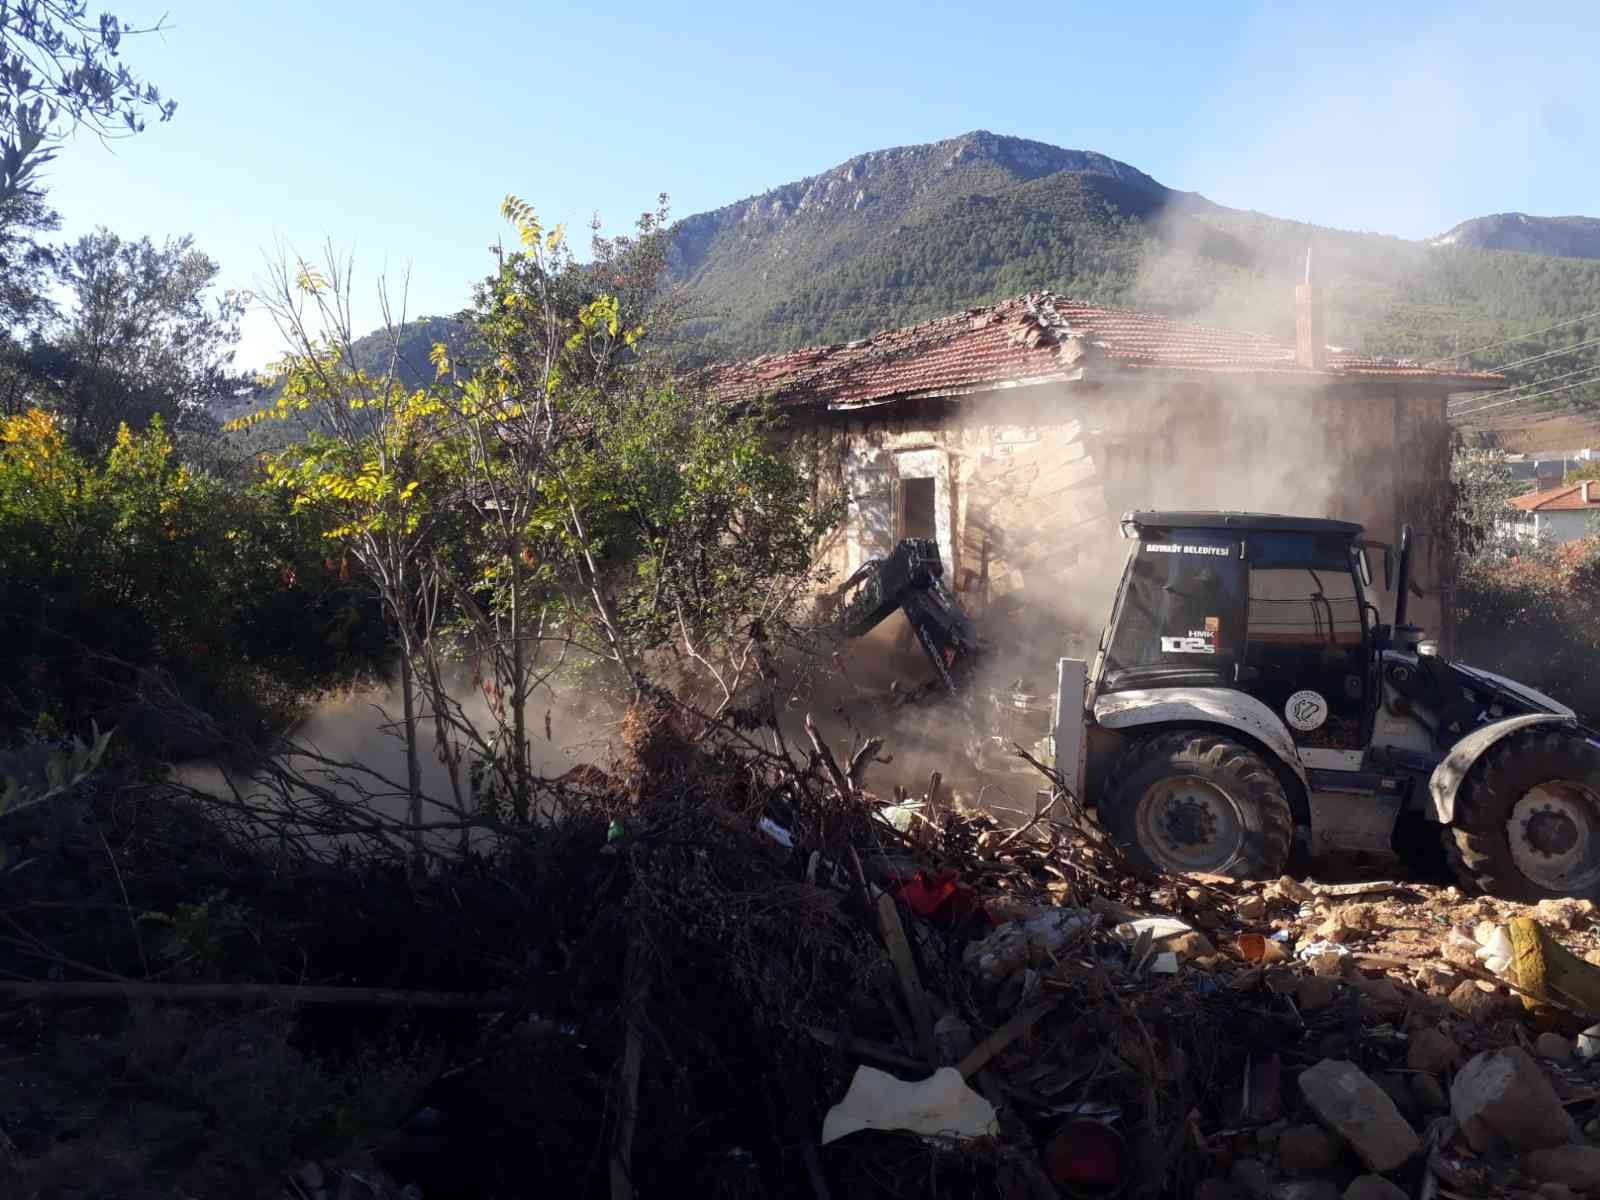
[900,476,936,541]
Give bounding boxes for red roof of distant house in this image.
[704,292,1502,411]
[1508,479,1600,512]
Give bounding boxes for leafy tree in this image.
[1566,460,1600,484]
[1451,447,1524,558]
[14,229,247,455]
[0,2,175,205]
[0,406,383,742]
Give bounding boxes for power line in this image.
[1448,359,1600,409]
[1424,308,1600,369]
[1449,368,1600,420]
[1446,332,1600,411]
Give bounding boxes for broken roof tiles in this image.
[703,292,1502,411]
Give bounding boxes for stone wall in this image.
[789,376,1457,656]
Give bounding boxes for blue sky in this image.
[45,0,1600,368]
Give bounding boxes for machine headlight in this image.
[1418,639,1439,657]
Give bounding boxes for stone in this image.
[1278,1124,1341,1172]
[1537,1183,1577,1200]
[1411,1072,1448,1113]
[1317,915,1355,944]
[1297,1058,1420,1173]
[1525,1146,1600,1193]
[1239,895,1268,922]
[1194,1180,1236,1200]
[1342,904,1378,931]
[1535,898,1595,931]
[1296,976,1341,1013]
[1268,876,1312,903]
[1448,979,1513,1021]
[1273,1183,1341,1200]
[1309,953,1347,978]
[1450,1046,1576,1152]
[1343,1178,1408,1200]
[1535,1031,1574,1062]
[1230,1157,1277,1199]
[1406,1027,1462,1074]
[1355,976,1410,1022]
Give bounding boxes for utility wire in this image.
[1448,359,1600,409]
[1449,369,1600,420]
[1424,308,1600,368]
[1446,333,1600,411]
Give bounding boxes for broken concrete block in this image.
[1448,979,1513,1021]
[1450,1046,1575,1152]
[1278,1124,1340,1172]
[1524,1146,1600,1193]
[1406,1027,1462,1074]
[1297,1058,1420,1172]
[1343,1177,1408,1200]
[1535,898,1595,932]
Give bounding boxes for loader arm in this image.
[835,538,983,700]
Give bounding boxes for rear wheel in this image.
[1101,730,1294,880]
[1444,729,1600,901]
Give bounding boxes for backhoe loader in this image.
[837,512,1600,901]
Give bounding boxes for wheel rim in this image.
[1507,780,1600,893]
[1135,775,1245,873]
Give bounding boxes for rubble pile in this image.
[8,707,1600,1200]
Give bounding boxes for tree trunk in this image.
[400,649,425,874]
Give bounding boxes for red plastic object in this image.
[1042,1120,1127,1198]
[896,869,979,925]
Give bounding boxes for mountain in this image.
[1432,213,1600,261]
[664,132,1600,441]
[217,132,1600,451]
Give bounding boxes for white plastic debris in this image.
[1474,923,1513,976]
[1578,1024,1600,1062]
[1295,939,1351,963]
[821,1065,999,1145]
[1148,951,1179,974]
[757,817,793,848]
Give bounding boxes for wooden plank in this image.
[957,998,1060,1079]
[876,892,937,1061]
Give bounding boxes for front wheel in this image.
[1100,730,1294,880]
[1444,729,1600,901]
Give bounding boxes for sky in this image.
[43,0,1600,369]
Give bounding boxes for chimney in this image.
[1295,248,1325,370]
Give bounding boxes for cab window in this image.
[1103,531,1245,686]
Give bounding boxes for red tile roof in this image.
[1508,479,1600,512]
[705,292,1502,411]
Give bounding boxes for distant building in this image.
[1507,479,1600,544]
[1504,448,1597,487]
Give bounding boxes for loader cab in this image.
[1096,512,1374,756]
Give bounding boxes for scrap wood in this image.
[957,998,1060,1078]
[875,891,937,1060]
[0,981,523,1008]
[804,713,851,797]
[1510,915,1600,1017]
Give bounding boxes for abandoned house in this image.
[708,287,1501,672]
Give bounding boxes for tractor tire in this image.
[1443,728,1600,902]
[1101,729,1294,881]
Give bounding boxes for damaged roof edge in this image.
[700,291,1503,413]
